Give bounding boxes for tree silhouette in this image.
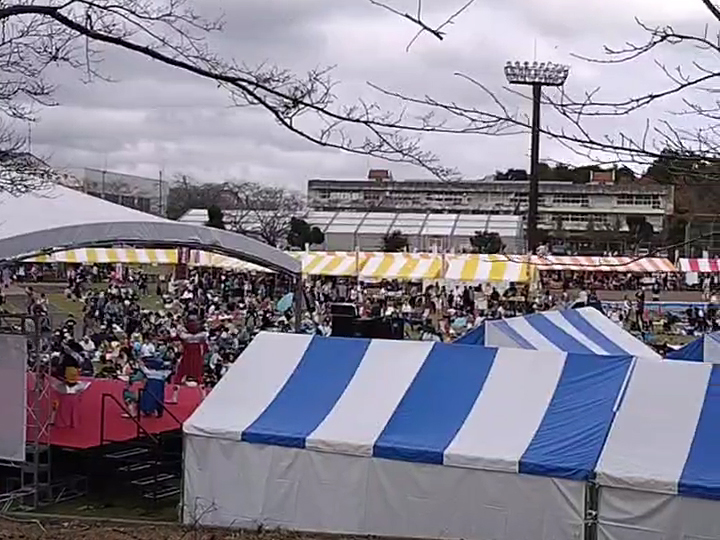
[287,218,325,249]
[382,230,409,252]
[469,231,504,254]
[206,205,225,230]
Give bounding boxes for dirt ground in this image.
[0,518,331,540]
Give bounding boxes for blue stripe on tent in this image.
[493,319,535,349]
[666,337,705,362]
[373,344,497,465]
[678,366,720,500]
[560,309,629,356]
[519,353,633,480]
[454,325,485,345]
[525,313,595,355]
[242,336,369,448]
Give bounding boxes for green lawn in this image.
[5,292,163,322]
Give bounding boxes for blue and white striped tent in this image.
[183,332,634,539]
[595,360,720,540]
[666,332,720,363]
[456,307,660,360]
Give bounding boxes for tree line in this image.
[166,176,324,249]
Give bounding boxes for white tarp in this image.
[478,307,661,360]
[0,334,27,462]
[0,184,299,274]
[595,360,720,540]
[183,333,635,539]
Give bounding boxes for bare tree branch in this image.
[0,0,493,195]
[368,0,476,51]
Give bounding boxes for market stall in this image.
[25,247,178,265]
[531,255,676,273]
[444,254,533,283]
[359,253,442,281]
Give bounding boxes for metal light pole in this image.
[504,61,570,253]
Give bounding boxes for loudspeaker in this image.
[331,314,357,337]
[331,315,404,340]
[330,303,358,317]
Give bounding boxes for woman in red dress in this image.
[175,318,208,384]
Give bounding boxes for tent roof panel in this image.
[0,184,300,274]
[185,333,633,481]
[482,307,660,359]
[596,360,720,500]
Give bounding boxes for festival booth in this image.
[26,247,178,265]
[677,258,720,287]
[455,307,661,360]
[359,252,442,281]
[443,254,534,284]
[677,258,720,273]
[294,251,366,276]
[183,332,634,539]
[188,250,271,272]
[594,360,720,540]
[665,332,720,363]
[532,255,676,273]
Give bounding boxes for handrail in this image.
[100,393,158,446]
[137,387,185,430]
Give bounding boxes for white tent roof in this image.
[596,360,720,499]
[185,332,633,480]
[0,184,300,274]
[458,307,660,360]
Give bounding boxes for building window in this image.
[136,197,151,212]
[551,194,590,207]
[120,195,136,207]
[616,194,661,209]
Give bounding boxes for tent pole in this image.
[584,478,599,540]
[293,273,303,333]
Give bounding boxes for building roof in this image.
[311,210,523,238]
[178,208,524,240]
[308,178,673,194]
[178,208,294,235]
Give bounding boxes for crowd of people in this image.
[0,261,715,407]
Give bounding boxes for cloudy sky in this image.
[24,0,716,189]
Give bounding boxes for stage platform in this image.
[27,377,204,450]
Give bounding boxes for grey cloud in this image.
[26,0,707,188]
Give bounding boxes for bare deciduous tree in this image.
[373,0,720,172]
[0,0,487,195]
[170,178,303,247]
[223,182,304,247]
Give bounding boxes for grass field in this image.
[4,286,163,322]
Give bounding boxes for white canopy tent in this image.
[595,360,720,540]
[0,184,300,275]
[183,333,635,539]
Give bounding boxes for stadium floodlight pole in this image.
[504,60,570,253]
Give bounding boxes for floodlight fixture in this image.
[504,60,570,87]
[502,60,571,253]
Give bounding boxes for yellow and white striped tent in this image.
[359,253,443,280]
[22,249,533,284]
[293,251,366,276]
[444,254,533,283]
[188,250,272,272]
[26,248,178,265]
